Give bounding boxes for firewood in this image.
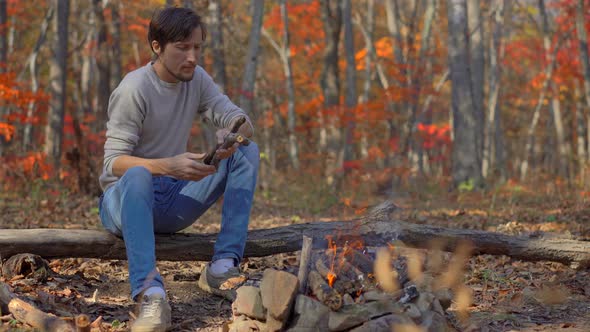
[75,314,90,332]
[8,298,74,332]
[1,217,589,268]
[297,236,313,294]
[308,271,342,311]
[314,255,332,279]
[342,248,374,274]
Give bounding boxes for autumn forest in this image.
[1,0,590,331]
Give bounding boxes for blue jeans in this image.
[98,143,259,300]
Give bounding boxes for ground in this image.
[1,178,590,331]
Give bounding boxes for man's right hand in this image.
[164,152,216,181]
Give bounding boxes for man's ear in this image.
[151,40,161,56]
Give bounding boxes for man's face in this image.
[153,26,203,83]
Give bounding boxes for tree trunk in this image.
[93,0,110,131]
[44,0,69,167]
[1,219,589,269]
[467,0,485,166]
[319,0,342,185]
[575,80,587,180]
[577,0,590,112]
[22,7,54,151]
[520,35,565,181]
[358,0,375,159]
[109,0,122,91]
[208,0,227,94]
[342,0,356,177]
[447,0,482,188]
[276,0,299,170]
[0,0,6,71]
[483,0,505,179]
[0,0,7,156]
[239,0,264,115]
[199,0,225,152]
[405,0,437,169]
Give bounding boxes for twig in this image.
[297,236,313,294]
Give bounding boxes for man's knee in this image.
[239,142,260,169]
[120,166,153,192]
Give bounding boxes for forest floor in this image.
[1,176,590,331]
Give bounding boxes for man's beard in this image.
[162,60,194,82]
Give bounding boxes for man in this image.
[98,7,259,332]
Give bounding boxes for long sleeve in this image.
[102,83,146,177]
[196,67,254,132]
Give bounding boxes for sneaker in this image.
[198,264,247,301]
[131,294,172,332]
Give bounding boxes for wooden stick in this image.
[75,314,90,332]
[8,298,74,332]
[343,248,374,274]
[314,255,332,279]
[297,236,313,294]
[308,271,342,311]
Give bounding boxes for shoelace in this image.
[140,297,163,318]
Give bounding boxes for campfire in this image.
[227,235,460,332]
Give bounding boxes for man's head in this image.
[148,7,207,82]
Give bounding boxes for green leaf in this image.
[458,179,474,192]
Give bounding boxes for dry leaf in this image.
[534,284,569,305]
[406,250,424,284]
[392,323,426,332]
[455,285,473,323]
[374,248,399,293]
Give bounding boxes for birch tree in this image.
[342,0,356,175]
[280,0,298,169]
[239,0,264,115]
[576,0,590,164]
[447,0,482,188]
[319,0,342,184]
[110,0,122,90]
[93,0,110,128]
[44,0,70,166]
[468,0,485,161]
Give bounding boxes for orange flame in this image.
[326,235,338,287]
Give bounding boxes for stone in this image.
[260,269,299,321]
[399,284,419,304]
[434,288,453,310]
[265,314,284,332]
[228,318,266,332]
[363,290,399,302]
[328,301,401,331]
[403,303,421,319]
[232,286,266,321]
[286,295,330,331]
[348,314,414,332]
[342,293,355,305]
[415,292,435,313]
[421,311,451,332]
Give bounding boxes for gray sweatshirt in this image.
[99,63,252,191]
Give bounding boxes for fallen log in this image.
[0,218,589,268]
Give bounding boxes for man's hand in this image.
[165,152,216,181]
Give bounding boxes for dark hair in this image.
[148,7,207,54]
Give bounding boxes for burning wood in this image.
[307,271,343,311]
[228,235,459,331]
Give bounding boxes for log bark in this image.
[1,218,589,268]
